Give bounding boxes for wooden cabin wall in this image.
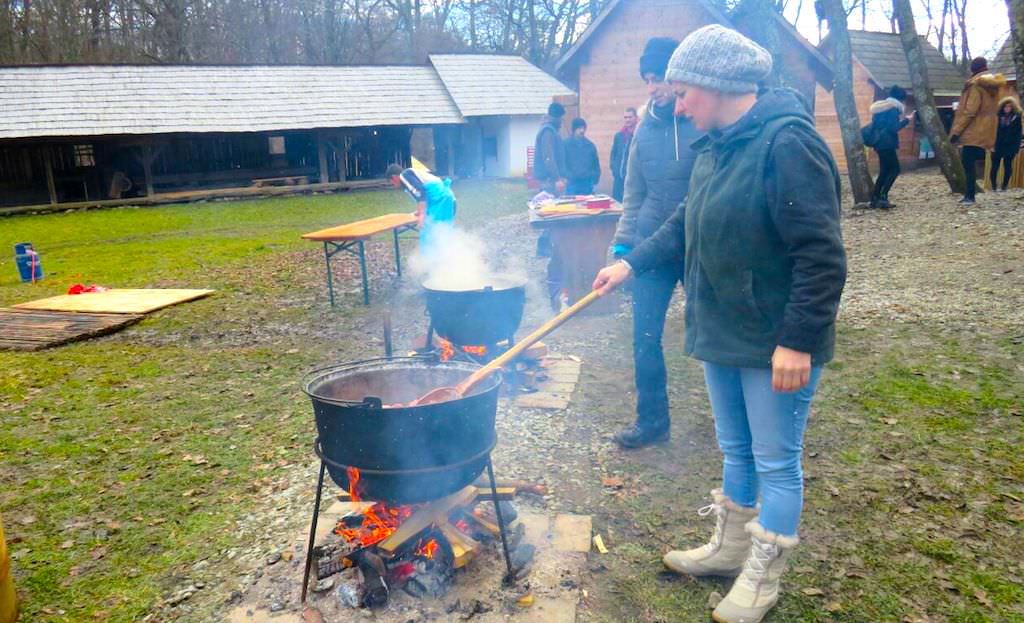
[815,58,875,171]
[574,0,723,193]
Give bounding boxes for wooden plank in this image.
[13,289,214,314]
[301,213,417,242]
[0,308,143,351]
[43,148,57,205]
[377,486,476,557]
[552,514,592,553]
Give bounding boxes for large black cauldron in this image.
[423,276,526,346]
[303,358,501,504]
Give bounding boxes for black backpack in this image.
[861,122,880,148]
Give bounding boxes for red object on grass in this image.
[67,283,109,295]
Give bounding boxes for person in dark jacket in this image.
[534,102,568,307]
[533,103,567,194]
[594,26,846,623]
[867,85,911,209]
[610,107,639,201]
[991,96,1022,191]
[609,36,701,450]
[564,118,601,194]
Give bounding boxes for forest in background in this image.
[0,0,617,66]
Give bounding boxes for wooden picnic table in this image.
[529,202,623,315]
[302,213,418,306]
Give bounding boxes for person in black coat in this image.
[609,107,638,202]
[564,118,601,195]
[867,85,912,209]
[991,96,1022,191]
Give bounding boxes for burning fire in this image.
[437,338,488,362]
[335,501,414,548]
[346,466,362,502]
[415,538,440,559]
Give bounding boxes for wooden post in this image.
[43,147,57,205]
[141,143,155,197]
[447,131,455,177]
[317,132,330,184]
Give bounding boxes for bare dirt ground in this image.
[146,170,1021,623]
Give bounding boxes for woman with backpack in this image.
[865,85,912,209]
[991,97,1022,191]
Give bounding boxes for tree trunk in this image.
[892,0,966,193]
[1007,0,1024,103]
[820,0,874,205]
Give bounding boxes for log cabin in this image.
[553,0,833,193]
[814,30,965,171]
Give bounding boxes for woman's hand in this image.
[771,346,811,393]
[592,261,632,294]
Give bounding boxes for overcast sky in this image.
[784,0,1011,58]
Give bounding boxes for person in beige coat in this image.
[950,56,1007,204]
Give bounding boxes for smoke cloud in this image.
[410,224,525,290]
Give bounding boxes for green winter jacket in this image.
[626,89,847,368]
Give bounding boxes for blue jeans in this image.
[702,362,823,537]
[631,264,681,432]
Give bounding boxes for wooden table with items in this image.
[529,196,623,315]
[302,213,418,306]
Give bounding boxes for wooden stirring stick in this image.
[411,289,603,406]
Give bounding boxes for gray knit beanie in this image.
[666,25,772,94]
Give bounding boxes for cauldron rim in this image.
[421,274,526,293]
[302,357,502,408]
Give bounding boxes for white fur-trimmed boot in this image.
[712,521,799,623]
[662,489,759,577]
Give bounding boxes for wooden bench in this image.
[252,175,309,188]
[302,213,419,306]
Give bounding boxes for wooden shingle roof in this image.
[841,30,965,96]
[429,54,574,117]
[0,64,468,139]
[992,37,1015,80]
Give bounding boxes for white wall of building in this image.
[474,114,544,178]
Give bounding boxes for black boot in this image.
[614,424,669,449]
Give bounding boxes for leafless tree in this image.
[892,0,966,192]
[819,0,874,204]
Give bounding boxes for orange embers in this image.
[462,345,488,357]
[436,338,488,362]
[415,538,439,559]
[334,502,414,548]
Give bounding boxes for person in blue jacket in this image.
[386,164,456,258]
[866,85,912,209]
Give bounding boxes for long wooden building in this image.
[0,55,574,210]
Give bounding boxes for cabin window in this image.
[74,144,95,167]
[268,136,286,155]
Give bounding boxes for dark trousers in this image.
[872,149,900,202]
[612,176,625,202]
[991,150,1017,190]
[961,145,986,200]
[566,179,594,195]
[631,264,681,432]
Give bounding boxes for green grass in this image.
[579,329,1024,623]
[0,179,530,622]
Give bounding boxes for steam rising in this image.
[411,224,525,290]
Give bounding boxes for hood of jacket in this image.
[998,95,1023,114]
[965,72,1007,94]
[696,88,813,151]
[870,97,905,115]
